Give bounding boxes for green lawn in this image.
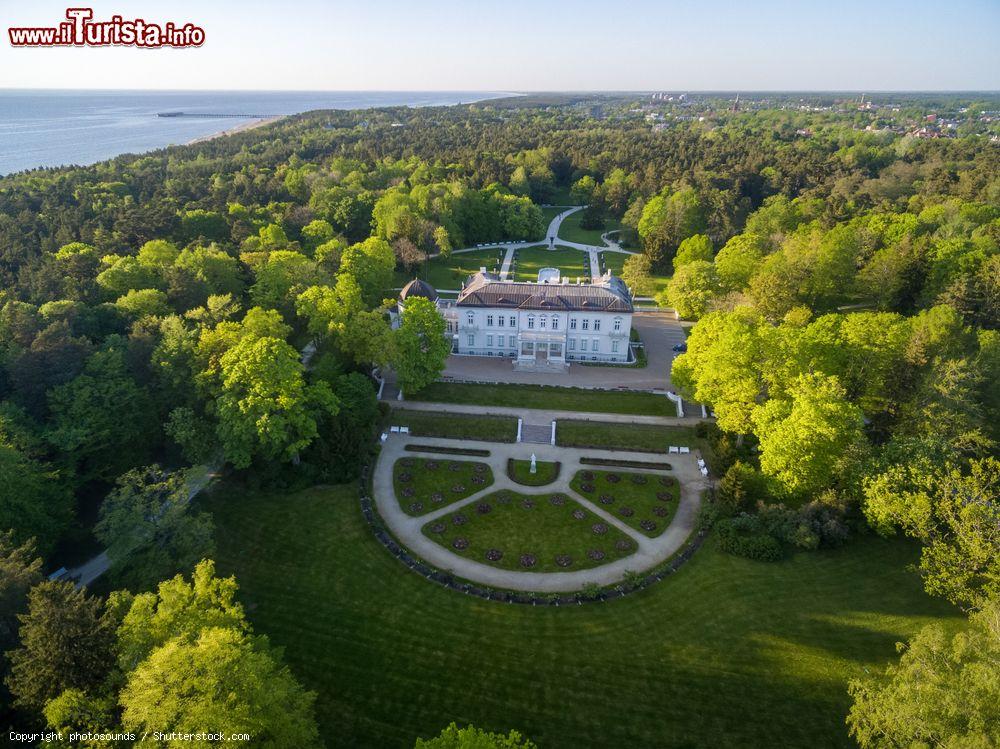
[558,211,622,246]
[390,409,518,443]
[557,420,698,453]
[508,458,560,486]
[570,469,679,537]
[414,382,677,417]
[400,248,506,291]
[206,481,960,749]
[511,245,589,283]
[393,457,493,516]
[421,490,636,572]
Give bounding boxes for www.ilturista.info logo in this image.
[8,8,205,48]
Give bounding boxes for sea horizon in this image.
[0,89,516,176]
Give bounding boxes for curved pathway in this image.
[373,435,708,592]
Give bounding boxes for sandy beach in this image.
[186,116,284,145]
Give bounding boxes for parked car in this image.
[672,343,687,352]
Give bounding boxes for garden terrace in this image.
[393,457,493,516]
[421,490,637,573]
[570,469,680,538]
[413,382,677,417]
[390,409,518,443]
[557,420,700,452]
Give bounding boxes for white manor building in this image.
[397,268,634,371]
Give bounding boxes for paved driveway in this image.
[440,310,685,391]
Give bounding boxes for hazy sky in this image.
[1,0,997,91]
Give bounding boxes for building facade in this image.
[400,269,634,369]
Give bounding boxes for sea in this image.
[0,89,511,176]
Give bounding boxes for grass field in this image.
[511,245,589,282]
[390,409,518,443]
[557,420,699,453]
[393,457,493,516]
[206,482,959,748]
[508,458,560,486]
[422,490,636,573]
[399,248,506,291]
[558,211,622,246]
[414,382,678,417]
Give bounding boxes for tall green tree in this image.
[847,594,1000,748]
[863,457,1000,609]
[95,465,215,591]
[416,722,537,749]
[392,297,450,394]
[215,336,339,468]
[119,626,320,748]
[5,581,115,713]
[752,373,864,497]
[0,443,72,553]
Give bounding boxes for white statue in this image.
[530,453,537,474]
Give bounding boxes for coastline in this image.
[186,115,284,145]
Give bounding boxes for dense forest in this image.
[0,93,997,746]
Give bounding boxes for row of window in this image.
[468,313,623,333]
[566,339,621,353]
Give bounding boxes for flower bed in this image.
[507,458,561,486]
[569,468,680,538]
[421,490,636,573]
[393,457,494,516]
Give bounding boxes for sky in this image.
[0,0,997,91]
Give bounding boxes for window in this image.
[508,335,516,348]
[612,340,619,353]
[509,316,516,327]
[527,315,535,330]
[593,319,601,331]
[539,315,546,329]
[498,316,505,327]
[592,339,599,352]
[551,316,559,330]
[467,334,474,347]
[613,317,622,332]
[497,336,504,349]
[487,315,494,327]
[466,312,474,326]
[568,338,576,351]
[570,318,577,330]
[486,335,493,347]
[582,319,590,330]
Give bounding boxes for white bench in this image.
[668,446,680,454]
[679,446,690,454]
[700,466,709,476]
[390,426,400,433]
[380,432,388,443]
[400,426,410,434]
[697,458,706,468]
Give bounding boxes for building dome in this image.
[399,278,438,302]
